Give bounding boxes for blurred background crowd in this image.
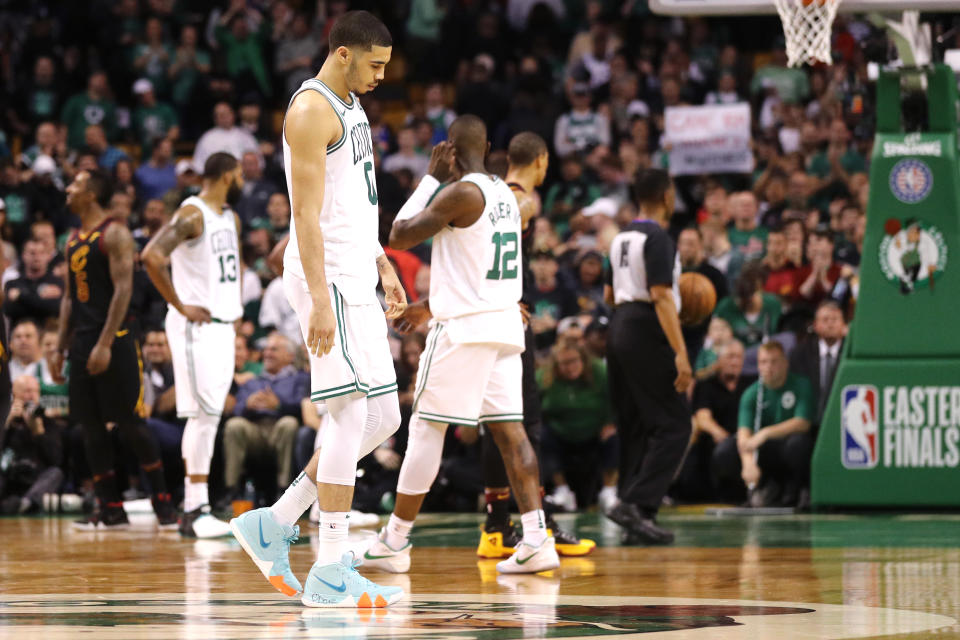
[0,0,951,517]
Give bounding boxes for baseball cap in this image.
[176,159,196,176]
[626,99,650,120]
[581,197,618,218]
[133,78,154,95]
[32,154,56,176]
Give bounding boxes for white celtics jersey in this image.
[282,78,379,304]
[170,196,242,321]
[429,173,524,348]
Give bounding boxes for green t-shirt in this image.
[738,372,814,432]
[694,347,718,374]
[728,226,768,258]
[750,65,810,104]
[714,293,782,347]
[537,359,611,443]
[130,43,175,95]
[61,93,118,149]
[807,148,867,180]
[239,360,263,376]
[171,49,212,106]
[215,24,272,98]
[133,103,179,155]
[36,361,70,415]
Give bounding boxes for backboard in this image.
[650,0,959,16]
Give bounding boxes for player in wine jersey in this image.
[229,11,407,608]
[141,152,243,539]
[362,115,560,575]
[57,170,176,531]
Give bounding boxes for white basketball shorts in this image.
[283,270,397,403]
[166,308,236,418]
[412,321,524,427]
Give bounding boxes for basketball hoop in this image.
[774,0,842,67]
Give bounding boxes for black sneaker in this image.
[606,501,643,531]
[73,503,130,531]
[547,515,596,556]
[477,519,522,558]
[152,493,179,530]
[623,517,675,545]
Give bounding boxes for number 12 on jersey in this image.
[486,232,518,280]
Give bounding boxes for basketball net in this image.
[774,0,842,67]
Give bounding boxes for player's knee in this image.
[377,394,402,439]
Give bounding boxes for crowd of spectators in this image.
[0,0,941,515]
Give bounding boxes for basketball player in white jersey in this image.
[230,11,407,608]
[362,115,560,575]
[142,152,243,539]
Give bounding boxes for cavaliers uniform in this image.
[65,218,144,425]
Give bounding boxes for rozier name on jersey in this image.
[210,228,237,254]
[488,200,519,226]
[350,121,373,165]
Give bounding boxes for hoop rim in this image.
[650,0,959,16]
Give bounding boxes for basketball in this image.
[679,272,717,326]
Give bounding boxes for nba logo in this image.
[841,385,879,469]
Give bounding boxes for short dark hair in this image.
[680,225,702,241]
[203,152,239,180]
[768,223,786,236]
[328,10,392,51]
[507,132,547,167]
[86,170,113,208]
[632,168,672,208]
[812,228,835,244]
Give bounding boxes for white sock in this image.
[599,485,617,499]
[270,471,317,526]
[184,480,209,512]
[554,484,571,496]
[317,511,349,564]
[384,513,413,550]
[520,509,547,546]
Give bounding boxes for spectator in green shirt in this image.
[131,17,174,97]
[714,341,814,508]
[727,192,768,260]
[714,265,782,349]
[168,25,212,115]
[60,72,118,150]
[543,155,602,228]
[807,118,866,182]
[215,1,272,100]
[131,79,179,159]
[539,341,619,514]
[749,48,810,104]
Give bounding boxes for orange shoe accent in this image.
[374,594,388,607]
[268,575,298,597]
[357,592,373,608]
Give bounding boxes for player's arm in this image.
[285,91,341,356]
[389,182,484,250]
[650,284,692,393]
[375,251,407,319]
[53,257,73,372]
[141,205,209,322]
[234,212,244,303]
[86,223,136,375]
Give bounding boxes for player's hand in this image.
[87,343,112,376]
[181,305,212,324]
[428,141,456,182]
[519,302,531,328]
[307,299,336,357]
[674,353,693,393]
[380,268,408,320]
[392,301,432,334]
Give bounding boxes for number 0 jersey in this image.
[428,173,524,350]
[170,195,242,322]
[282,78,380,304]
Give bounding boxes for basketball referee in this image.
[604,168,692,545]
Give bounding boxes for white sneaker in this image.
[360,529,412,573]
[496,537,560,574]
[191,513,233,538]
[545,485,577,512]
[598,486,618,515]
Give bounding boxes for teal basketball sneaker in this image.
[230,508,302,596]
[302,552,405,608]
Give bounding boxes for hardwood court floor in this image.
[0,510,958,639]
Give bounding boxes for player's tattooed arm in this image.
[87,223,137,375]
[53,255,73,374]
[141,206,211,322]
[389,182,485,250]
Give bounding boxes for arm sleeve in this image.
[738,383,757,431]
[643,230,675,288]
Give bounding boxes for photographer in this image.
[0,375,64,514]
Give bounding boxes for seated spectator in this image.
[0,375,64,514]
[422,82,457,139]
[807,118,866,183]
[583,316,608,362]
[35,327,68,418]
[8,320,41,382]
[19,122,63,173]
[678,226,729,362]
[790,300,846,428]
[543,155,601,226]
[833,201,862,266]
[141,329,183,490]
[131,79,179,158]
[794,229,841,310]
[702,220,744,291]
[572,249,607,315]
[30,220,65,277]
[162,160,201,213]
[539,341,619,514]
[234,334,263,386]
[714,265,781,349]
[61,71,118,150]
[714,341,814,508]
[235,151,277,226]
[267,193,290,236]
[222,333,307,500]
[762,225,800,301]
[674,340,751,503]
[728,192,767,260]
[694,317,733,380]
[383,127,430,181]
[132,198,169,247]
[84,124,128,172]
[4,241,62,326]
[134,138,177,202]
[259,275,300,345]
[554,82,611,158]
[192,102,260,172]
[108,191,134,225]
[528,251,579,350]
[705,69,740,105]
[0,160,35,245]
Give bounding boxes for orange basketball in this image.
[678,272,717,327]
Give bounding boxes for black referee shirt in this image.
[606,220,681,308]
